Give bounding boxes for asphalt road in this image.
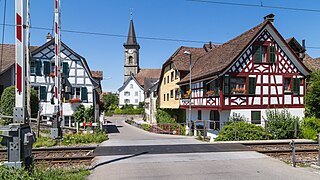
[88,116,320,180]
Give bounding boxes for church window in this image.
[129,56,133,64]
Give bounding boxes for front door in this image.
[210,110,220,130]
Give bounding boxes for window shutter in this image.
[30,61,36,74]
[248,77,256,95]
[292,78,300,94]
[253,46,262,63]
[43,61,51,75]
[203,82,207,96]
[62,62,69,77]
[223,75,230,95]
[269,46,276,64]
[36,61,42,76]
[81,87,88,101]
[40,86,47,101]
[251,111,261,124]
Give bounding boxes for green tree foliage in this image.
[300,117,320,140]
[113,107,144,115]
[73,104,85,122]
[264,109,299,139]
[84,105,94,122]
[0,86,39,125]
[102,93,118,112]
[216,121,268,141]
[305,70,320,118]
[155,109,176,124]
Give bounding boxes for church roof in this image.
[136,69,161,87]
[124,19,139,48]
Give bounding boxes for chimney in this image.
[209,41,212,49]
[300,39,306,60]
[46,32,52,42]
[264,13,275,25]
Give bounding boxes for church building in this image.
[118,18,161,108]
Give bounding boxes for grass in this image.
[0,165,90,180]
[33,131,108,148]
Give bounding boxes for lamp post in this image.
[184,51,192,135]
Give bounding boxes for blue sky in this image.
[1,0,320,92]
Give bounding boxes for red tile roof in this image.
[303,54,320,71]
[179,20,269,84]
[91,71,103,80]
[136,69,161,86]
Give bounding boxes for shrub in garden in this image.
[300,117,320,140]
[215,121,268,141]
[155,109,176,124]
[141,124,152,131]
[0,86,39,125]
[264,109,299,139]
[113,107,144,115]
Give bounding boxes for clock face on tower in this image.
[128,49,134,54]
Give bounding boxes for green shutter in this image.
[248,77,256,95]
[223,75,230,95]
[81,87,88,101]
[40,86,47,101]
[203,81,207,96]
[43,61,51,75]
[36,61,42,76]
[269,46,276,64]
[62,62,69,77]
[251,111,261,124]
[292,78,300,94]
[253,46,262,63]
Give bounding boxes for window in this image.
[130,84,133,89]
[284,78,291,92]
[167,76,169,83]
[175,88,179,100]
[198,110,202,120]
[81,87,88,102]
[30,61,36,75]
[163,94,166,101]
[135,99,138,103]
[62,62,69,77]
[223,75,230,95]
[43,61,51,76]
[171,71,174,81]
[164,77,166,85]
[135,91,138,96]
[251,111,261,124]
[129,56,133,64]
[292,78,300,94]
[254,45,276,64]
[170,90,174,98]
[180,85,190,98]
[75,87,81,98]
[248,77,256,95]
[35,61,42,76]
[175,69,179,79]
[230,77,246,94]
[153,91,157,98]
[40,86,47,101]
[124,91,130,96]
[167,93,169,101]
[125,99,130,104]
[205,79,219,97]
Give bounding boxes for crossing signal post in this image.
[0,0,35,169]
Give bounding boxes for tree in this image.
[0,86,39,125]
[84,105,94,122]
[73,104,85,122]
[102,93,118,112]
[305,70,320,118]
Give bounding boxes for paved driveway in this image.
[88,116,320,180]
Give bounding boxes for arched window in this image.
[129,56,133,64]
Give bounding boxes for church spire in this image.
[125,18,139,48]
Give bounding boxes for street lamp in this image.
[184,50,192,135]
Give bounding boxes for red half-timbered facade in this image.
[178,14,310,130]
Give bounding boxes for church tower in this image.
[123,17,140,82]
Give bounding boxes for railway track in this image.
[0,146,96,164]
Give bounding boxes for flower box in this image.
[206,90,216,97]
[49,72,55,78]
[69,98,81,104]
[231,88,245,94]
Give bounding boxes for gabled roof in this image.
[0,44,38,75]
[179,18,310,84]
[135,68,161,87]
[118,74,143,92]
[144,78,159,92]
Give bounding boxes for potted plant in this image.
[49,72,55,78]
[206,90,216,97]
[232,87,245,94]
[69,98,81,104]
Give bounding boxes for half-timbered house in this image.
[30,36,102,127]
[178,14,311,130]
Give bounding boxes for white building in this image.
[144,79,159,124]
[118,75,144,107]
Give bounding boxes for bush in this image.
[141,124,151,131]
[113,108,144,115]
[305,70,320,118]
[300,117,320,140]
[215,121,268,141]
[264,109,299,139]
[0,165,89,180]
[0,86,39,125]
[156,109,176,124]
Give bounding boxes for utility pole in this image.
[0,0,35,168]
[50,0,62,139]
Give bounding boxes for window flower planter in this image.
[231,88,245,94]
[206,90,216,97]
[49,72,55,78]
[69,98,81,104]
